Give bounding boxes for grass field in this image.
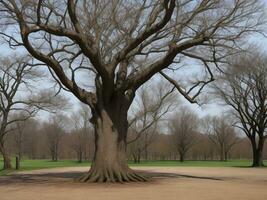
[0,159,266,176]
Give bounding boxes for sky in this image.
[1,35,267,122]
[1,1,267,122]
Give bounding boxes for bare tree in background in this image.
[18,119,40,160]
[191,133,216,161]
[127,83,175,163]
[12,113,27,169]
[0,0,265,182]
[0,56,48,170]
[215,52,267,166]
[71,103,93,163]
[44,115,67,162]
[203,116,239,161]
[169,107,199,162]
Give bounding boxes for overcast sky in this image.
[1,34,267,122]
[1,8,267,122]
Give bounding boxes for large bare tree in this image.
[215,52,267,166]
[0,0,264,182]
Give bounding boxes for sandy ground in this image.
[0,166,267,200]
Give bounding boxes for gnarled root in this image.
[78,167,148,183]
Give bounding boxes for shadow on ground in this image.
[0,170,225,186]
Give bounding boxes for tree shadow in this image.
[0,169,225,186]
[0,171,83,186]
[145,171,223,181]
[232,165,266,168]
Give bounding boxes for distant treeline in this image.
[4,117,266,163]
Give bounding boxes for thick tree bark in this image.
[251,138,265,167]
[79,107,147,183]
[0,142,12,170]
[252,148,263,167]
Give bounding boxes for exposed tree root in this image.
[78,168,148,183]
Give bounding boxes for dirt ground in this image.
[0,166,267,200]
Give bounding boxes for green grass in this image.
[0,159,91,176]
[0,159,266,176]
[130,160,267,167]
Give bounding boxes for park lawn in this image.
[0,159,266,176]
[130,160,267,167]
[0,159,91,176]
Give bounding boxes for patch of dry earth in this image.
[0,167,266,200]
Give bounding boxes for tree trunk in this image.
[133,154,138,163]
[51,148,58,162]
[179,152,185,162]
[16,156,20,170]
[18,152,22,162]
[55,145,58,161]
[251,138,264,167]
[2,154,12,170]
[219,149,224,161]
[144,134,148,160]
[79,109,147,183]
[137,150,141,164]
[0,142,12,170]
[252,148,263,167]
[78,149,83,163]
[224,151,228,162]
